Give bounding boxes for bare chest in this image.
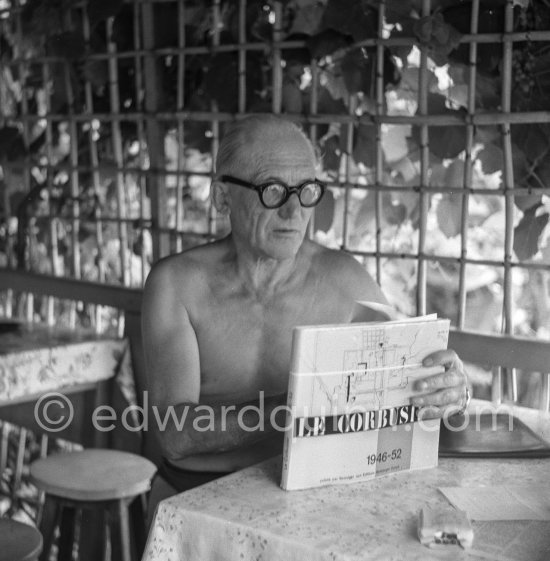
[191,288,348,400]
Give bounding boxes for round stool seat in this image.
[30,449,157,502]
[0,519,43,561]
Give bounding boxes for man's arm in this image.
[141,258,285,463]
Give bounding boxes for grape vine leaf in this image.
[203,55,235,109]
[510,145,543,211]
[512,124,549,165]
[46,32,86,60]
[443,3,503,74]
[429,161,447,188]
[182,93,213,153]
[0,127,22,160]
[511,143,530,185]
[313,188,335,233]
[382,193,408,225]
[316,85,347,114]
[320,0,377,42]
[513,205,549,261]
[88,0,124,27]
[280,34,311,65]
[353,124,378,168]
[394,191,419,225]
[393,67,438,103]
[413,12,462,66]
[382,0,415,24]
[306,29,352,59]
[387,19,416,63]
[475,74,502,110]
[0,130,27,165]
[287,0,325,36]
[309,86,347,138]
[387,158,421,224]
[531,53,550,111]
[339,46,399,97]
[437,194,462,238]
[478,143,503,175]
[282,79,303,114]
[341,49,372,95]
[21,1,66,41]
[413,94,467,159]
[536,161,550,192]
[509,124,550,210]
[83,60,109,92]
[320,63,348,101]
[320,135,341,172]
[203,53,263,112]
[443,159,465,189]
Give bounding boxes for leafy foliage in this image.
[0,0,549,336]
[412,94,468,159]
[413,12,463,65]
[514,204,550,261]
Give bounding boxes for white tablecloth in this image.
[0,323,134,407]
[144,448,550,561]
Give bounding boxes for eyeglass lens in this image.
[262,182,323,208]
[263,184,287,207]
[300,183,322,206]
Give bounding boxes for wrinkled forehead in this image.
[248,129,316,181]
[218,118,317,180]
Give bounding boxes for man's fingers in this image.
[412,386,463,407]
[423,349,460,367]
[414,348,468,412]
[414,371,463,392]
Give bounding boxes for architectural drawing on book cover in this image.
[308,321,449,414]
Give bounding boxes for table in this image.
[0,321,137,447]
[0,322,133,406]
[143,403,550,561]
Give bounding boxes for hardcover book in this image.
[281,314,450,490]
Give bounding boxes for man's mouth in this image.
[273,228,299,234]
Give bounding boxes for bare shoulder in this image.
[308,242,388,304]
[142,239,228,313]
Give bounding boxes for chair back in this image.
[449,330,550,411]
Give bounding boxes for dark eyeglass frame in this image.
[220,175,326,209]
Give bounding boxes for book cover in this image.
[281,316,450,490]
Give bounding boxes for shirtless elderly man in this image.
[142,114,467,510]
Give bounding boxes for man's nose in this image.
[278,192,301,218]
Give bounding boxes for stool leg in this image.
[39,497,61,561]
[57,506,77,561]
[130,493,147,557]
[79,507,106,561]
[102,512,111,561]
[109,500,131,561]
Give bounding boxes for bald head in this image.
[215,115,316,179]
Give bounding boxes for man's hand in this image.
[411,349,469,418]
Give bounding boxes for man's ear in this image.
[211,180,231,215]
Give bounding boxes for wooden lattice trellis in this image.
[0,0,548,339]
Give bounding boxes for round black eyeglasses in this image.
[220,175,326,209]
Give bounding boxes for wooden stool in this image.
[30,449,156,561]
[0,518,43,561]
